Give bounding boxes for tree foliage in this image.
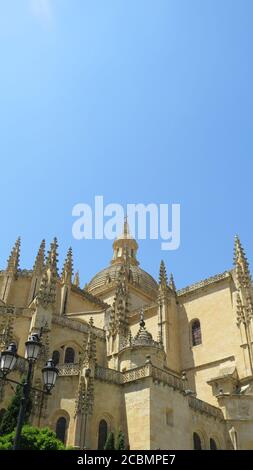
[104,431,115,450]
[0,425,65,450]
[116,430,126,450]
[0,380,32,436]
[104,430,127,450]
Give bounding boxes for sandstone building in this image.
[0,221,253,449]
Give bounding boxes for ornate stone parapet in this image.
[58,363,80,376]
[94,363,183,391]
[188,395,224,421]
[94,365,122,384]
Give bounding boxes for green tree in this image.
[115,430,126,450]
[104,431,115,450]
[0,425,65,450]
[0,380,32,436]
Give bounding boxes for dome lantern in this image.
[111,217,139,266]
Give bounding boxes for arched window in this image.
[52,350,60,366]
[56,417,67,443]
[64,347,75,364]
[210,438,217,450]
[97,419,108,450]
[193,432,202,450]
[192,320,202,346]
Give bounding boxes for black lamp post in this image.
[0,334,58,450]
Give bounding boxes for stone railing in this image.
[95,363,183,391]
[95,365,122,384]
[122,364,151,383]
[58,363,80,376]
[177,271,230,296]
[188,395,224,421]
[151,365,184,392]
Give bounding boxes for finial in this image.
[139,308,145,328]
[124,215,129,236]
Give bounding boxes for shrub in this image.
[0,425,65,450]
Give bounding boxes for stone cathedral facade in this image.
[0,221,253,450]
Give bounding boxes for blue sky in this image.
[0,0,252,289]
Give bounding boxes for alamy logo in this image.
[72,196,180,251]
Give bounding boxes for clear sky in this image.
[0,0,252,289]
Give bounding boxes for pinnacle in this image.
[234,235,252,287]
[33,239,45,272]
[169,273,176,292]
[159,260,168,288]
[73,271,80,287]
[7,237,21,272]
[61,247,73,281]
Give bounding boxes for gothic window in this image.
[97,419,108,450]
[210,438,217,450]
[52,350,60,366]
[193,432,202,450]
[64,347,75,364]
[191,320,202,346]
[56,417,67,443]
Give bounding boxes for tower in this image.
[234,236,253,374]
[158,260,180,372]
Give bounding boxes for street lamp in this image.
[0,334,59,450]
[42,359,58,393]
[25,334,41,362]
[0,342,18,376]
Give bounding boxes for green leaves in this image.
[104,430,127,450]
[0,380,32,436]
[0,425,65,450]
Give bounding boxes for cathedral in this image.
[0,220,253,450]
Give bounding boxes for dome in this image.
[86,217,158,295]
[87,263,158,294]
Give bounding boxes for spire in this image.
[6,237,21,273]
[159,260,168,290]
[169,273,176,292]
[234,235,252,288]
[73,271,80,287]
[61,247,73,284]
[33,239,45,273]
[36,237,58,307]
[46,237,58,275]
